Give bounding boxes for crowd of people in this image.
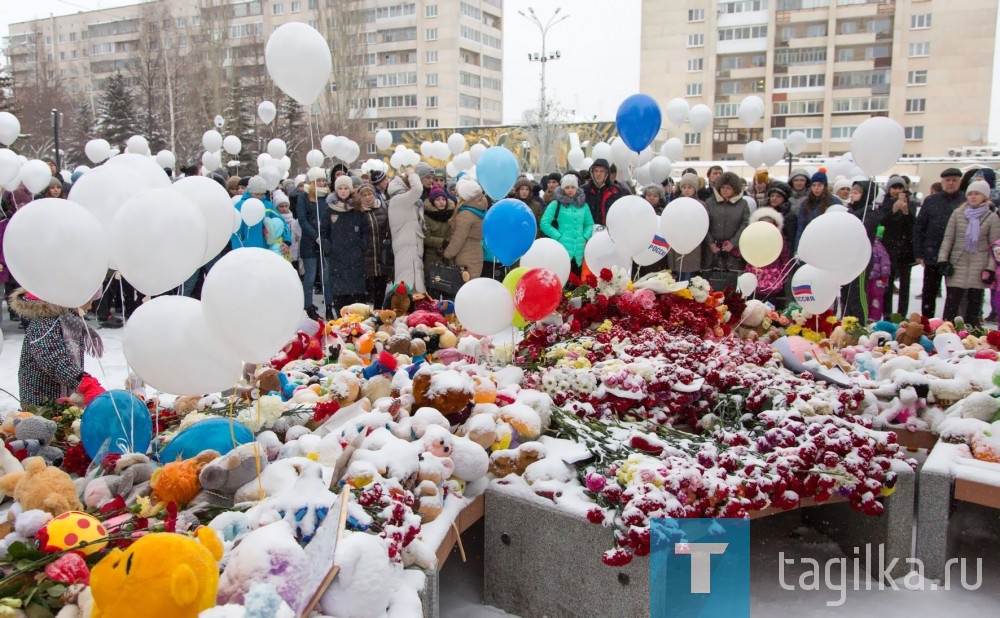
[1,155,999,329]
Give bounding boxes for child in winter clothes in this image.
[423,186,456,280]
[272,190,301,267]
[990,239,1000,320]
[867,226,892,322]
[744,207,790,309]
[540,174,593,276]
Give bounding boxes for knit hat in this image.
[330,163,349,177]
[544,172,562,185]
[415,162,435,179]
[789,168,810,183]
[749,206,784,229]
[754,170,769,184]
[766,181,791,201]
[295,174,307,185]
[590,158,610,172]
[334,175,354,191]
[272,189,289,206]
[358,183,376,197]
[307,167,326,182]
[457,177,483,200]
[369,169,386,185]
[560,174,579,189]
[967,180,991,199]
[832,177,851,193]
[678,173,699,191]
[428,187,448,202]
[248,175,268,195]
[886,176,906,189]
[810,171,828,186]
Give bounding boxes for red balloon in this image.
[514,268,562,321]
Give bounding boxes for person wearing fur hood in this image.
[540,174,594,272]
[744,207,791,309]
[703,171,750,271]
[387,167,427,294]
[443,178,488,280]
[10,289,106,406]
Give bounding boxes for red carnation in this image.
[986,330,1000,349]
[312,401,341,424]
[599,268,614,282]
[102,452,122,475]
[62,443,92,477]
[45,552,90,585]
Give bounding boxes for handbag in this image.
[427,261,467,295]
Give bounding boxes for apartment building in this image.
[640,0,997,161]
[4,0,504,156]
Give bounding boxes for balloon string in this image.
[315,198,328,309]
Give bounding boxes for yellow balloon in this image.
[503,267,529,297]
[513,310,529,328]
[739,222,783,267]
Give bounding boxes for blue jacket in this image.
[232,192,290,250]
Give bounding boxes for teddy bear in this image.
[0,457,83,516]
[173,395,202,415]
[8,415,63,466]
[895,313,926,346]
[0,439,23,501]
[489,443,546,478]
[411,365,476,419]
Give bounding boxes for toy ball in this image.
[37,511,108,555]
[157,417,254,463]
[81,390,153,459]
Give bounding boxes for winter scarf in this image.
[964,204,991,253]
[425,209,453,223]
[58,312,104,366]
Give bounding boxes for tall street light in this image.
[519,7,568,173]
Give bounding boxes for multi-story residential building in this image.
[640,0,997,161]
[4,0,504,157]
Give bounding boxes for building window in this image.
[459,93,481,109]
[291,1,300,11]
[69,32,77,41]
[907,70,928,85]
[425,4,438,17]
[718,26,768,41]
[406,119,419,128]
[687,33,704,47]
[377,95,417,108]
[483,55,502,71]
[59,52,65,61]
[71,50,77,59]
[426,96,438,108]
[715,103,739,118]
[904,126,924,140]
[273,3,283,15]
[368,121,379,131]
[460,71,481,87]
[773,100,823,115]
[386,120,398,129]
[830,126,856,140]
[686,83,702,97]
[684,133,701,145]
[483,76,501,90]
[460,116,480,127]
[833,96,888,113]
[426,119,439,128]
[908,42,930,57]
[832,69,889,89]
[774,47,826,66]
[773,74,826,89]
[905,98,926,113]
[425,28,438,41]
[911,14,932,29]
[687,58,703,72]
[688,8,705,22]
[776,0,829,7]
[772,127,822,140]
[425,50,438,63]
[719,0,768,13]
[367,143,377,155]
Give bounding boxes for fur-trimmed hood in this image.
[712,171,744,204]
[8,288,70,319]
[749,206,784,229]
[552,186,587,207]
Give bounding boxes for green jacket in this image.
[423,199,455,273]
[540,188,594,266]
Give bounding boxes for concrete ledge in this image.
[420,567,439,618]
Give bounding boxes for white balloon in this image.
[521,238,572,285]
[389,153,402,169]
[321,135,337,158]
[0,112,20,146]
[277,155,292,174]
[265,22,332,105]
[256,152,274,169]
[341,141,360,164]
[447,133,467,156]
[591,142,612,162]
[232,205,243,229]
[171,176,236,266]
[739,221,783,267]
[666,98,690,128]
[446,162,458,178]
[797,211,872,284]
[124,296,243,395]
[760,138,786,167]
[584,230,631,274]
[455,278,515,336]
[582,157,594,169]
[784,132,808,156]
[202,130,223,153]
[73,165,90,175]
[827,204,849,214]
[267,138,287,160]
[635,164,653,187]
[606,195,658,258]
[125,135,150,156]
[306,149,325,168]
[688,104,713,132]
[420,141,433,159]
[660,197,708,255]
[648,156,672,183]
[3,198,108,308]
[18,160,51,194]
[660,138,684,162]
[0,149,21,186]
[214,115,225,129]
[470,143,487,164]
[737,96,765,127]
[790,265,839,314]
[744,141,764,169]
[259,165,281,189]
[85,139,111,164]
[432,140,450,161]
[203,249,304,363]
[201,151,221,171]
[330,136,349,160]
[110,188,207,295]
[737,273,758,297]
[240,197,266,226]
[851,117,905,177]
[632,228,670,267]
[257,101,277,125]
[638,146,654,167]
[375,129,393,151]
[453,151,472,172]
[155,150,176,169]
[568,147,585,170]
[610,137,636,168]
[223,135,242,155]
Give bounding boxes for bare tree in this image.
[314,1,371,147]
[11,27,69,160]
[127,2,172,154]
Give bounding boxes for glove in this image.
[937,262,955,278]
[983,270,996,285]
[77,373,106,406]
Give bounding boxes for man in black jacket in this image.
[582,158,623,226]
[913,168,965,318]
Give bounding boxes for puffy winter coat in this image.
[361,202,391,278]
[876,195,916,266]
[582,181,624,226]
[423,199,455,276]
[296,188,327,260]
[914,190,965,263]
[232,193,289,250]
[540,187,594,266]
[444,195,488,279]
[937,204,1000,290]
[702,173,750,270]
[387,172,426,292]
[323,199,370,296]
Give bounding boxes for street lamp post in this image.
[519,7,568,173]
[52,109,61,172]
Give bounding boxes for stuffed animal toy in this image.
[340,303,372,320]
[871,320,898,340]
[270,318,328,371]
[197,443,268,507]
[489,443,546,478]
[90,527,224,618]
[83,453,156,508]
[933,333,966,359]
[895,313,925,346]
[8,415,62,466]
[411,366,476,418]
[246,459,336,543]
[0,439,22,501]
[0,457,83,516]
[877,386,925,431]
[151,450,219,506]
[406,310,447,329]
[389,281,412,316]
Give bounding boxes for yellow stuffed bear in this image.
[91,527,224,618]
[0,456,82,516]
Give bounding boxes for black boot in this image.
[306,305,321,321]
[325,306,334,321]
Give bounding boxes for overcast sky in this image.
[2,0,998,142]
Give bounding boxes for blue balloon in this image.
[616,94,663,153]
[483,198,536,266]
[157,417,254,463]
[81,390,153,459]
[476,147,519,201]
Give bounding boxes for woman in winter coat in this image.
[358,183,392,309]
[938,180,1000,326]
[296,171,331,316]
[323,175,371,317]
[744,208,791,310]
[540,174,593,276]
[877,176,917,316]
[702,171,750,271]
[423,186,456,281]
[443,178,488,280]
[512,178,545,237]
[787,168,811,216]
[387,167,426,294]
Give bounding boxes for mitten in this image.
[982,270,996,285]
[77,374,106,406]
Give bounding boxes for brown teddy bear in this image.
[0,457,83,516]
[411,367,475,417]
[896,313,925,346]
[489,443,545,478]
